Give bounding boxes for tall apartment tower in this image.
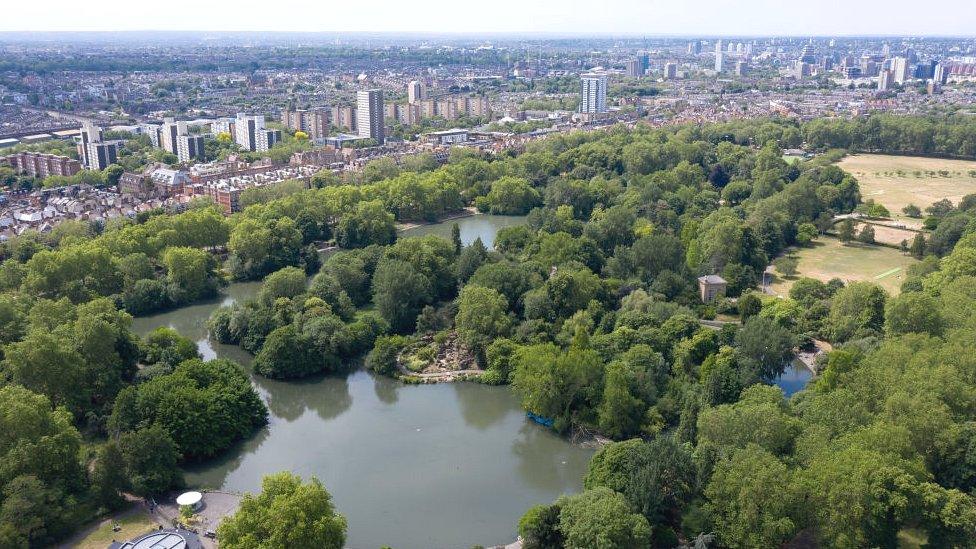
[579,73,608,114]
[664,63,678,80]
[891,57,910,84]
[78,121,118,171]
[407,81,426,104]
[688,41,701,55]
[715,51,725,73]
[356,89,385,144]
[234,113,282,152]
[161,117,184,155]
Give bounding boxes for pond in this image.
[773,360,814,397]
[131,214,593,549]
[399,213,528,249]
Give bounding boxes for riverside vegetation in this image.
[2,114,976,547]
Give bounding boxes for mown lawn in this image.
[768,237,918,296]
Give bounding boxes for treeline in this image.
[0,295,266,547]
[805,113,976,158]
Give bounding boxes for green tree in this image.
[705,445,798,548]
[838,219,855,243]
[455,285,512,358]
[884,292,944,336]
[217,472,346,549]
[857,224,875,244]
[827,281,886,342]
[91,441,128,510]
[519,503,563,549]
[118,425,183,497]
[735,316,795,383]
[372,259,432,333]
[556,487,652,549]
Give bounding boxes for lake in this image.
[132,214,593,549]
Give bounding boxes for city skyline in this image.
[3,0,976,36]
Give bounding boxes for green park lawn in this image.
[769,237,918,296]
[73,509,157,549]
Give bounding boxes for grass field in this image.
[768,237,918,296]
[72,510,157,549]
[838,154,976,221]
[852,221,920,247]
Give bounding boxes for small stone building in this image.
[698,274,728,303]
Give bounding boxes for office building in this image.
[579,72,608,114]
[407,80,426,104]
[78,121,118,171]
[281,109,329,140]
[687,41,701,55]
[664,62,678,80]
[356,89,385,144]
[1,151,81,178]
[233,113,281,152]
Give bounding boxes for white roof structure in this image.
[175,491,202,507]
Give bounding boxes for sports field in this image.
[838,154,976,222]
[768,237,918,296]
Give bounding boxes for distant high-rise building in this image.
[664,62,678,80]
[878,69,893,91]
[233,113,281,152]
[800,44,817,64]
[890,57,911,84]
[579,72,608,114]
[715,51,724,73]
[407,80,426,104]
[688,41,701,55]
[735,61,747,77]
[637,52,650,74]
[934,63,949,84]
[625,59,642,78]
[78,121,118,171]
[281,109,329,140]
[356,89,385,144]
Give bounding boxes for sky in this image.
[2,0,975,36]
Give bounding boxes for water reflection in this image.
[399,214,528,249]
[454,382,513,430]
[773,360,814,397]
[511,423,593,493]
[258,373,353,423]
[372,374,401,405]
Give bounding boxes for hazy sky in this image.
[2,0,975,36]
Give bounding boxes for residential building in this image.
[407,80,426,104]
[177,135,205,162]
[1,152,81,178]
[579,72,608,114]
[78,121,117,171]
[625,60,641,78]
[878,69,893,91]
[891,57,911,84]
[212,117,235,136]
[233,113,281,152]
[330,105,356,131]
[424,128,469,146]
[281,109,329,140]
[356,89,385,144]
[664,62,678,80]
[715,51,724,73]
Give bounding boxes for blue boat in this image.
[527,411,555,428]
